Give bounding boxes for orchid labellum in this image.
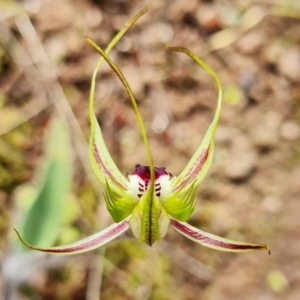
[15,6,270,255]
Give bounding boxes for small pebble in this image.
[280,120,300,141]
[262,196,282,214]
[278,47,300,82]
[85,8,103,28]
[225,151,257,181]
[236,32,264,54]
[35,0,75,32]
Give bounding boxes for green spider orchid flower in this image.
[15,6,270,255]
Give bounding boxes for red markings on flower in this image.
[130,164,172,180]
[127,164,172,198]
[170,219,268,252]
[174,147,210,192]
[93,143,127,190]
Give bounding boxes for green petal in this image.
[104,180,137,222]
[88,6,151,191]
[171,219,270,254]
[158,207,171,238]
[129,207,141,238]
[14,219,130,255]
[167,47,222,191]
[163,182,197,221]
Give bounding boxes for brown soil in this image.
[0,0,300,299]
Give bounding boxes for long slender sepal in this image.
[14,219,130,255]
[86,38,154,184]
[86,36,156,244]
[88,6,151,191]
[167,47,222,191]
[170,219,270,254]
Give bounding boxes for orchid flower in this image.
[15,6,270,255]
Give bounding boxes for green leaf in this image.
[20,117,72,251]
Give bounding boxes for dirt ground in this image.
[0,0,300,299]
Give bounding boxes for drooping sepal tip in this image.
[165,46,222,194]
[170,219,270,255]
[14,219,130,255]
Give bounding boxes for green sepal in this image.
[89,115,128,192]
[167,46,222,192]
[171,219,271,254]
[88,6,151,194]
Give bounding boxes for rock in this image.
[280,120,300,141]
[156,21,174,43]
[44,35,68,63]
[215,125,239,144]
[251,111,282,149]
[224,151,257,181]
[224,135,257,181]
[236,32,264,54]
[34,0,75,32]
[263,41,284,65]
[151,113,169,134]
[166,0,198,20]
[85,8,103,28]
[121,65,144,95]
[252,125,278,149]
[261,195,282,214]
[278,47,300,82]
[196,5,222,32]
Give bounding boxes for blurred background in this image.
[0,0,300,299]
